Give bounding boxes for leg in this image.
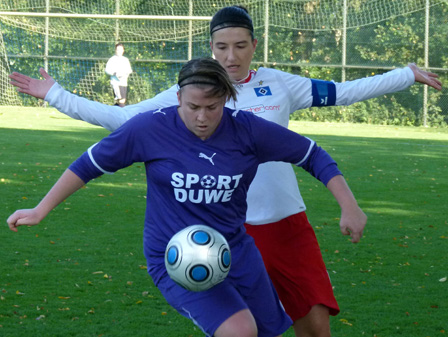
[293,304,331,337]
[245,213,339,337]
[111,83,121,105]
[118,86,128,107]
[214,309,257,337]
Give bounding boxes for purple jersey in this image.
[69,106,340,284]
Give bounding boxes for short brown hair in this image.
[178,57,237,102]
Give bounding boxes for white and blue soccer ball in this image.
[164,224,231,292]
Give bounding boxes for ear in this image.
[177,90,181,106]
[252,38,258,50]
[209,40,215,58]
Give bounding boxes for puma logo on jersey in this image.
[199,152,216,165]
[153,109,166,115]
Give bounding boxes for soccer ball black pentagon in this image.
[165,225,231,292]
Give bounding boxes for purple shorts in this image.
[157,234,292,336]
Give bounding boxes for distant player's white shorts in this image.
[245,212,340,321]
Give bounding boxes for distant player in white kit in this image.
[8,57,367,337]
[105,43,132,107]
[9,5,442,337]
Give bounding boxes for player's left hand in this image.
[339,205,367,243]
[408,63,442,91]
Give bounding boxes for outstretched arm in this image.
[9,68,178,131]
[334,64,442,107]
[7,169,85,232]
[326,175,367,243]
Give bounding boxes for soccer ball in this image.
[164,224,231,292]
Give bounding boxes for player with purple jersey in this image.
[8,58,367,337]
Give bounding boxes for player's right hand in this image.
[9,68,56,100]
[7,209,42,232]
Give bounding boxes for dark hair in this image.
[115,43,124,50]
[178,58,237,102]
[210,5,254,39]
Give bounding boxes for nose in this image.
[196,110,207,122]
[227,47,236,62]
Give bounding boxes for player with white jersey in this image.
[8,57,367,337]
[43,64,415,226]
[8,5,441,337]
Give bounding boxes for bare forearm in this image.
[326,175,358,210]
[7,169,86,232]
[326,175,367,243]
[35,169,85,219]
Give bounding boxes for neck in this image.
[235,70,255,84]
[236,71,251,83]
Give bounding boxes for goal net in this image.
[0,0,446,110]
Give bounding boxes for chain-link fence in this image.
[1,0,448,126]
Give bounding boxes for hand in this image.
[9,68,56,99]
[7,208,43,232]
[408,63,442,91]
[339,205,367,243]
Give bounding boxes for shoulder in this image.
[224,107,262,130]
[256,67,310,85]
[257,67,303,79]
[124,105,177,129]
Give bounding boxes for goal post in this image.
[0,27,20,106]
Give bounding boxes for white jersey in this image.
[46,66,414,224]
[105,55,133,86]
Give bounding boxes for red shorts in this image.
[245,212,339,321]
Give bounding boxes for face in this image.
[116,45,125,56]
[177,85,226,140]
[210,27,257,82]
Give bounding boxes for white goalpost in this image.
[0,28,20,105]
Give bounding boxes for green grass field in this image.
[1,107,447,336]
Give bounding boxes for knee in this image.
[214,309,257,337]
[293,304,331,337]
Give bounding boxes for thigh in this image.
[159,274,248,337]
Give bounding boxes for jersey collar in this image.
[236,70,256,84]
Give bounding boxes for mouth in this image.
[227,65,239,72]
